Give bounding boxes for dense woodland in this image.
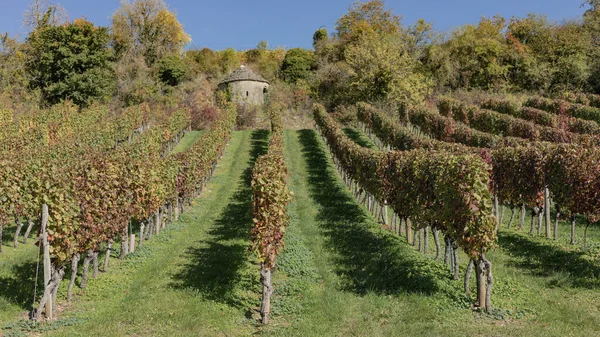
[2,0,600,335]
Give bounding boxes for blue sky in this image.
[0,0,589,50]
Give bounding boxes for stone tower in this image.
[218,65,269,105]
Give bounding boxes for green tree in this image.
[157,55,187,86]
[583,1,600,92]
[313,28,329,49]
[507,15,591,92]
[25,18,114,107]
[218,48,240,75]
[280,48,315,84]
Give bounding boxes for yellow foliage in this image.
[344,33,432,104]
[111,0,191,65]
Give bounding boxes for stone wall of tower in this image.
[219,80,269,105]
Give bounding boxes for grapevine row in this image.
[526,96,600,126]
[356,102,600,245]
[314,103,495,311]
[0,102,236,320]
[481,98,600,135]
[250,110,292,324]
[438,97,599,145]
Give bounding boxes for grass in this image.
[343,127,377,149]
[0,227,42,324]
[171,130,205,154]
[3,128,600,336]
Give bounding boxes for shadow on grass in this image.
[0,261,42,312]
[343,128,376,149]
[297,129,441,295]
[170,130,269,308]
[499,230,600,288]
[1,225,16,249]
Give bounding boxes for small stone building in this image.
[218,65,269,105]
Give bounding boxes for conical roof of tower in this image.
[219,65,269,84]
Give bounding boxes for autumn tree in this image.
[243,41,285,82]
[345,33,431,104]
[217,48,241,75]
[0,34,28,98]
[110,0,190,105]
[335,0,401,43]
[185,48,220,79]
[22,0,68,32]
[429,16,510,90]
[111,0,191,66]
[313,0,432,106]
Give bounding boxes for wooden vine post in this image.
[260,263,274,324]
[41,204,52,319]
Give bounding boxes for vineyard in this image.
[3,0,600,336]
[1,88,600,336]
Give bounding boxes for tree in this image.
[335,0,402,43]
[185,47,220,79]
[217,48,241,75]
[25,19,114,107]
[313,28,329,49]
[507,15,591,92]
[280,48,315,84]
[583,1,600,92]
[242,41,285,82]
[0,34,28,97]
[23,0,68,32]
[424,16,510,90]
[157,55,187,86]
[312,28,336,66]
[111,0,191,66]
[344,32,432,104]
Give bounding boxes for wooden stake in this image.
[130,234,136,253]
[41,204,52,319]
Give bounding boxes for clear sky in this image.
[0,0,589,50]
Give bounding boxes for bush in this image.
[281,48,315,84]
[157,55,188,86]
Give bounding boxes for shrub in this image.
[157,55,188,86]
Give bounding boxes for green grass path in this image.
[171,130,205,154]
[263,129,477,336]
[0,233,39,323]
